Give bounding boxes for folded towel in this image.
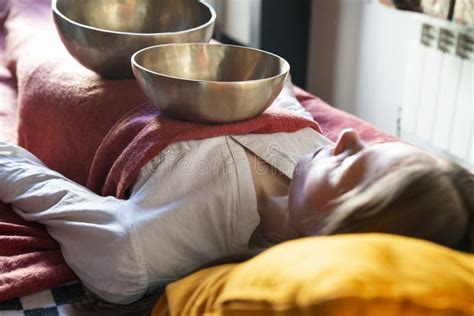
[88,103,321,198]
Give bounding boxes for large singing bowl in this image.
[132,43,290,124]
[52,0,216,79]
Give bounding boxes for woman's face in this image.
[288,129,438,234]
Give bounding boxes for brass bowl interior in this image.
[134,44,288,82]
[55,0,213,34]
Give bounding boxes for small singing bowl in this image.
[131,43,290,124]
[52,0,215,79]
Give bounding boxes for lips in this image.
[312,145,331,159]
[312,147,324,158]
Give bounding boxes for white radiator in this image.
[400,15,474,170]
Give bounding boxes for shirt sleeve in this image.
[0,141,148,304]
[272,77,313,119]
[0,141,116,220]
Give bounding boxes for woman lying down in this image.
[0,90,473,305]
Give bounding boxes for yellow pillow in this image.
[152,234,474,316]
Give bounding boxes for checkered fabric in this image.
[0,282,162,316]
[0,283,87,316]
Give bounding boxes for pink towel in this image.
[88,104,321,198]
[0,0,395,302]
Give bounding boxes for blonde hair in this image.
[204,158,473,269]
[316,157,474,252]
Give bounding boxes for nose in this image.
[333,129,365,155]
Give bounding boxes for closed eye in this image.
[312,146,325,158]
[330,152,362,187]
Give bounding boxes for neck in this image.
[244,148,300,247]
[250,194,301,248]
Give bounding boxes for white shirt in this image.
[0,99,332,304]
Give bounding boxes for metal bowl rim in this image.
[52,0,216,37]
[131,43,291,84]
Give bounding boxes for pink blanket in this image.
[0,0,395,302]
[296,87,395,144]
[88,104,321,198]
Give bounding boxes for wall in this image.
[206,0,311,87]
[307,0,473,168]
[307,0,417,135]
[208,0,261,47]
